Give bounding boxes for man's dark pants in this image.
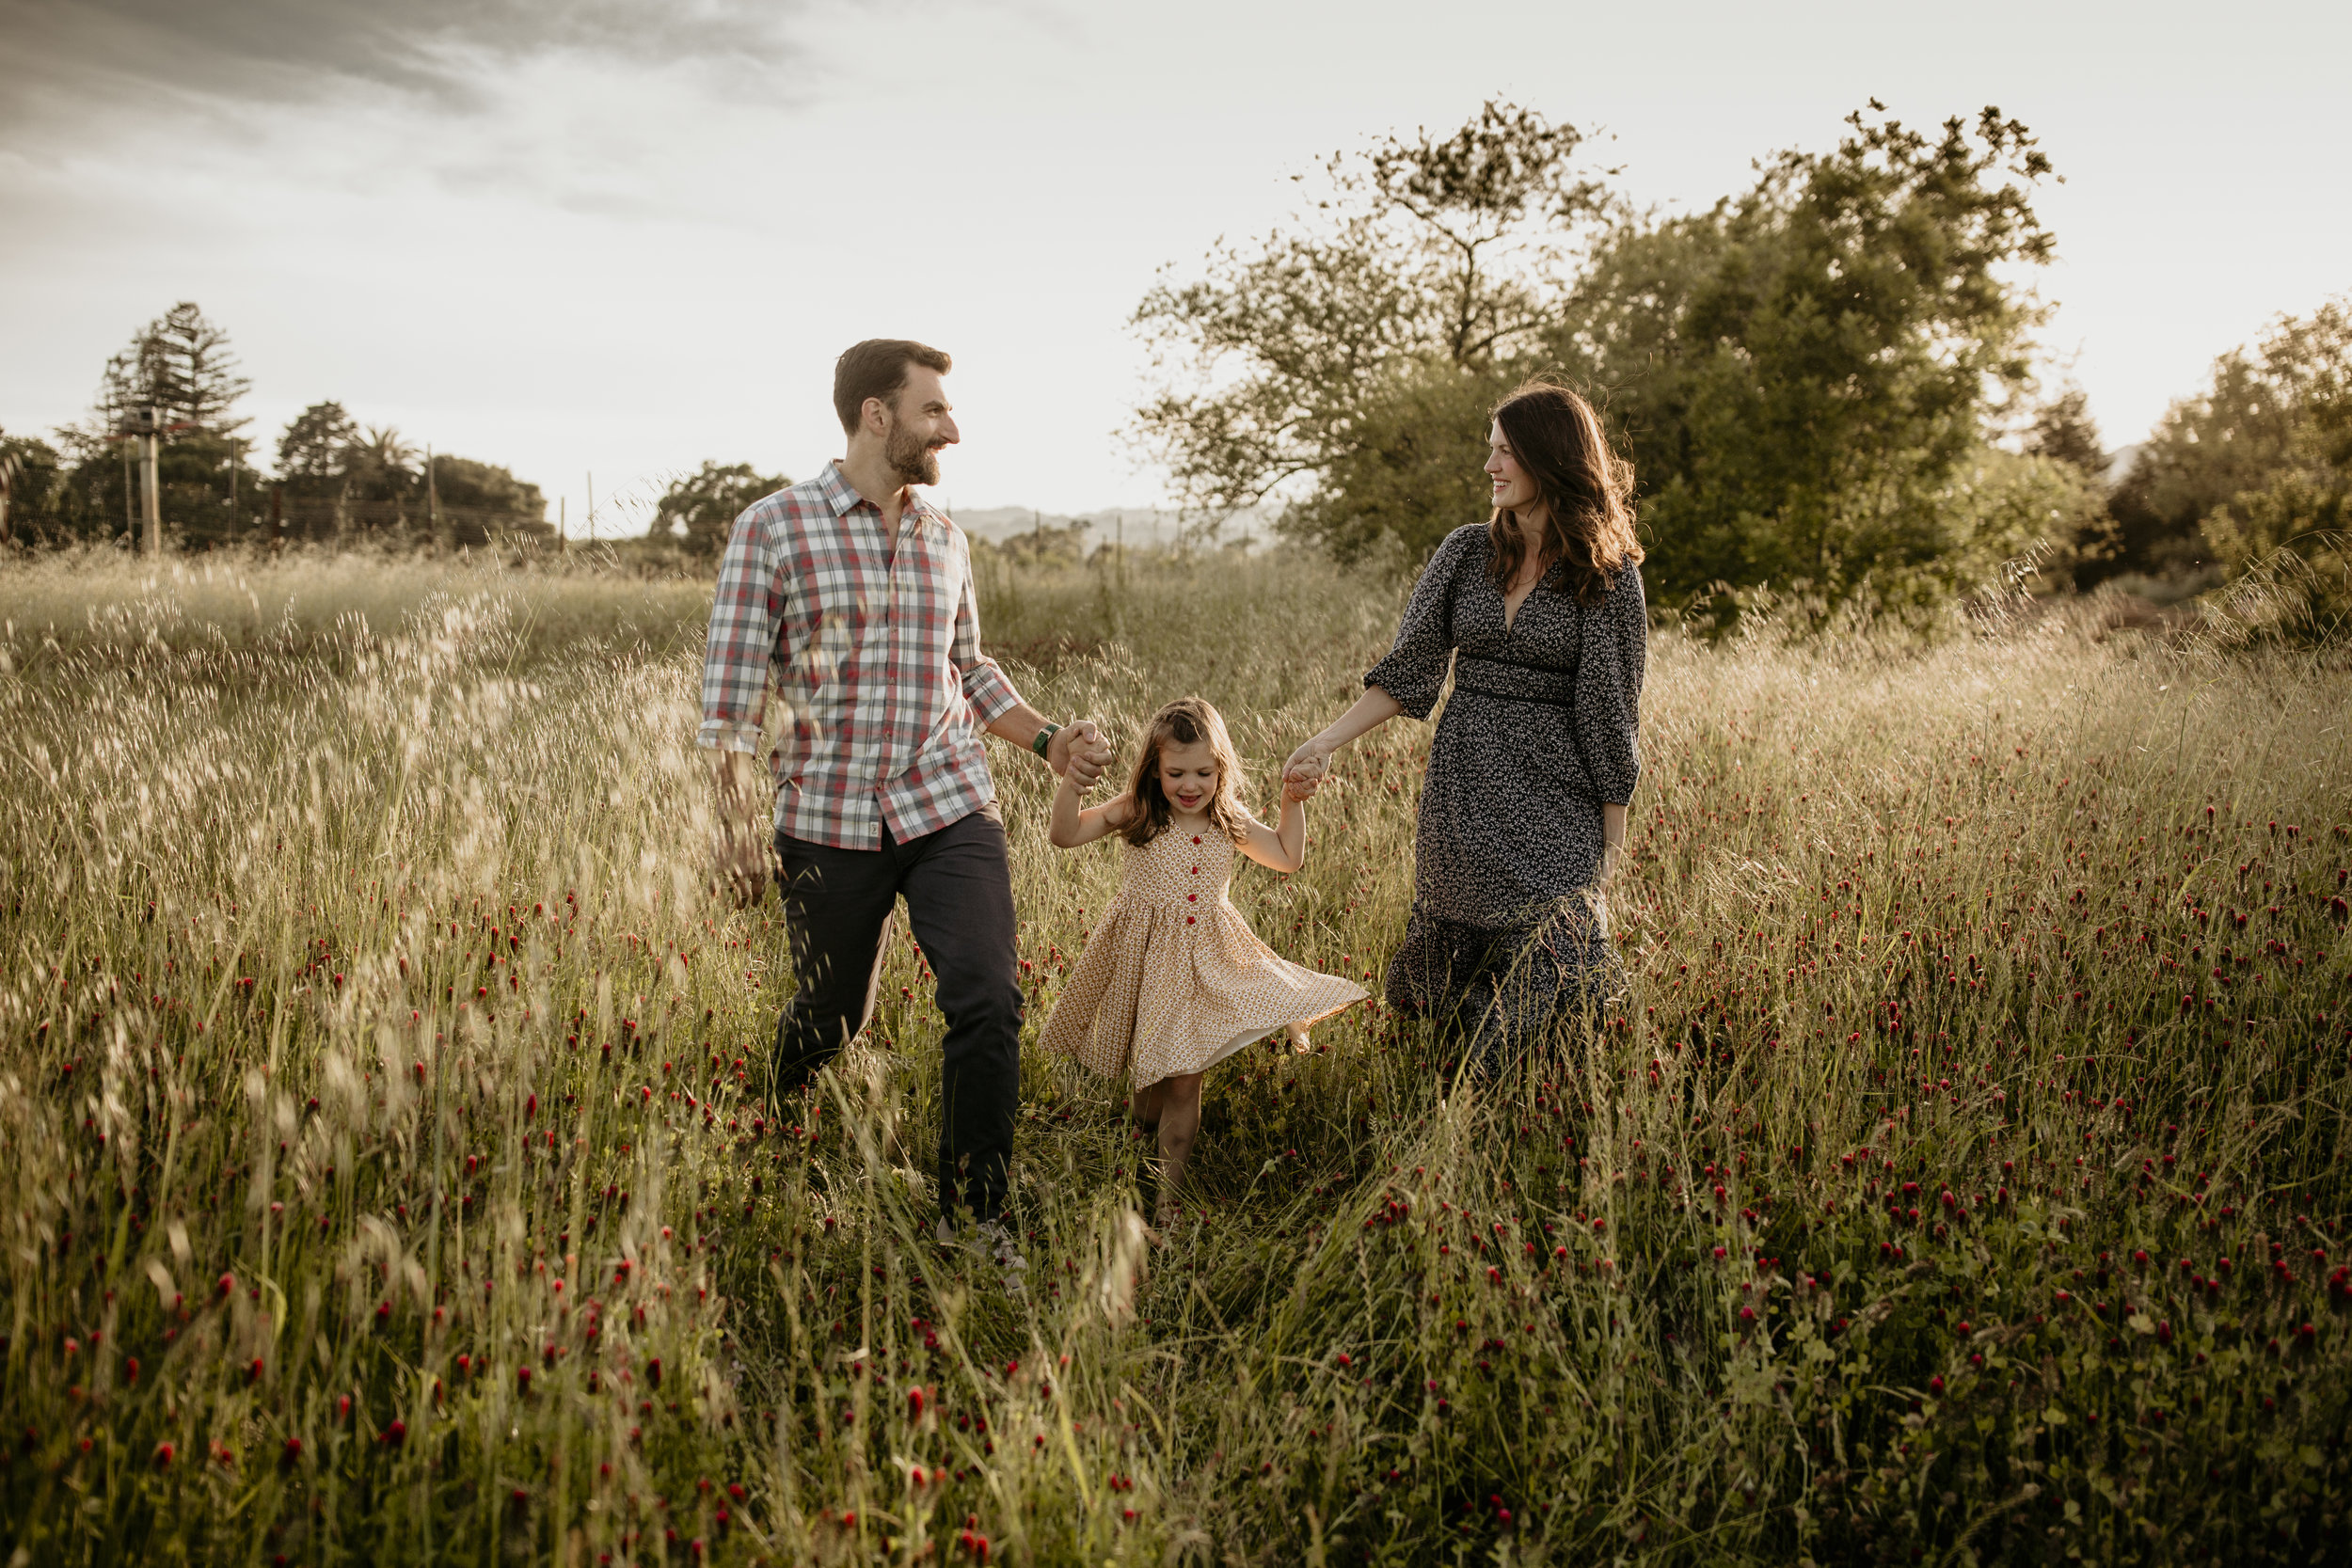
[770,802,1022,1225]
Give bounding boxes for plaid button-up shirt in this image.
[698,462,1025,849]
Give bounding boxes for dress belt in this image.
[1451,655,1576,707]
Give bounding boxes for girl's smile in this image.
[1157,737,1218,816]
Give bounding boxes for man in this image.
[702,338,1111,1265]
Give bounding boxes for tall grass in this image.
[1,546,2347,1565]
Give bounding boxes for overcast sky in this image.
[3,0,2345,530]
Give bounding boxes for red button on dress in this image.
[1191,835,1201,845]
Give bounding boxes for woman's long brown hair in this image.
[1486,379,1644,603]
[1119,697,1248,847]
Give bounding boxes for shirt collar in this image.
[818,461,945,531]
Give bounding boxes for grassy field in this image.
[2,545,2348,1566]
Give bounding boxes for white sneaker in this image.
[980,1223,1028,1292]
[934,1217,1027,1293]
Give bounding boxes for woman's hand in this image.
[1598,802,1628,883]
[1281,737,1336,798]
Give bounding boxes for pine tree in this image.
[98,302,252,435]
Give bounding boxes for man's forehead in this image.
[901,367,951,407]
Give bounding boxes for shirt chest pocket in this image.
[795,599,866,698]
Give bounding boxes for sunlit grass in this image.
[2,546,2348,1565]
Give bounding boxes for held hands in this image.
[1049,719,1115,788]
[1281,737,1335,800]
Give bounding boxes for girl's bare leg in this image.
[1129,1077,1167,1130]
[1154,1073,1205,1227]
[1284,1022,1312,1053]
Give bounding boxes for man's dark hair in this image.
[833,340,952,436]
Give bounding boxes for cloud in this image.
[0,0,807,130]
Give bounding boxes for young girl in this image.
[1040,697,1364,1226]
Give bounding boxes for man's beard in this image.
[884,419,941,487]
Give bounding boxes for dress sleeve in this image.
[1575,562,1647,804]
[1365,528,1473,721]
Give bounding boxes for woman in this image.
[1283,380,1646,1073]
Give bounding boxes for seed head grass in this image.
[1,546,2347,1564]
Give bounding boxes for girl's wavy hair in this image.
[1120,697,1248,847]
[1486,379,1645,603]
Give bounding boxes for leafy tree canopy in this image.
[1555,105,2057,610]
[97,301,252,436]
[2106,298,2350,588]
[2191,300,2351,638]
[654,461,790,556]
[1134,102,2070,616]
[0,431,65,546]
[278,402,362,487]
[1131,101,1613,527]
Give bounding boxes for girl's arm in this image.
[1048,779,1136,849]
[1600,802,1628,882]
[1236,784,1310,874]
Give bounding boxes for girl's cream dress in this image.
[1041,822,1364,1086]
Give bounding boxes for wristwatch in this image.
[1031,722,1062,760]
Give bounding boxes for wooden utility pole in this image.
[426,442,442,548]
[558,495,566,554]
[118,405,164,556]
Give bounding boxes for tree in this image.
[1131,101,1613,538]
[270,404,547,546]
[2104,300,2348,586]
[1550,104,2058,610]
[98,302,252,436]
[2194,300,2351,636]
[428,455,550,546]
[348,425,421,502]
[278,402,360,487]
[1132,102,2066,615]
[653,461,790,556]
[0,431,64,546]
[2026,388,2106,474]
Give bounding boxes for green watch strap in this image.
[1031,722,1062,760]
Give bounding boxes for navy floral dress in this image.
[1365,524,1646,1071]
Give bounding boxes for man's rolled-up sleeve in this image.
[951,549,1024,723]
[698,502,783,753]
